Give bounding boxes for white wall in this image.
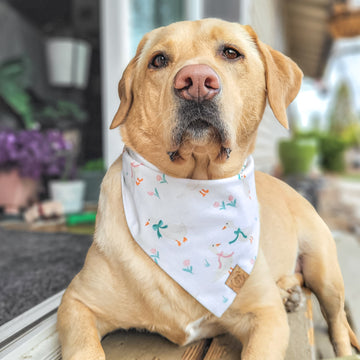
[245,0,290,173]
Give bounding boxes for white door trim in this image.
[0,291,64,360]
[100,0,131,168]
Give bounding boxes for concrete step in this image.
[313,231,360,359]
[336,179,360,219]
[334,231,360,340]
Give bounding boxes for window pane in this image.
[130,0,185,54]
[204,0,240,22]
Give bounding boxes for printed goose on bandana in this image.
[222,221,249,244]
[145,218,188,246]
[209,243,235,280]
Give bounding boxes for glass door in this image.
[130,0,185,54]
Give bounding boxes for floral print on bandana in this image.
[121,148,260,317]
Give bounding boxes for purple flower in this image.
[0,130,72,180]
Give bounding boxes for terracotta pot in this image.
[0,169,38,214]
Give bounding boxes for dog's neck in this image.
[169,145,253,180]
[136,152,249,181]
[126,144,251,181]
[184,152,245,180]
[188,153,213,180]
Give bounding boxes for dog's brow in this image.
[240,31,258,54]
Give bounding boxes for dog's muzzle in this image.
[170,65,230,161]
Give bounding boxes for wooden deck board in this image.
[102,289,315,360]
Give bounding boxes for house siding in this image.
[246,0,291,173]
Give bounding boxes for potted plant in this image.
[79,158,106,204]
[321,81,358,173]
[0,58,88,132]
[0,58,37,129]
[279,137,318,176]
[37,101,88,214]
[45,37,91,89]
[47,143,87,214]
[35,100,87,130]
[0,129,69,217]
[318,134,348,173]
[342,122,360,170]
[35,100,88,175]
[278,114,321,208]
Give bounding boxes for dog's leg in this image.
[299,215,360,356]
[222,255,290,359]
[227,306,289,360]
[57,293,105,360]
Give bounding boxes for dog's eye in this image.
[222,47,243,60]
[149,53,168,69]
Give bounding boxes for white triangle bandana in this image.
[121,148,260,317]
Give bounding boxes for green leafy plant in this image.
[0,58,36,129]
[81,158,105,172]
[318,134,348,173]
[328,82,358,134]
[36,100,87,130]
[341,122,360,148]
[324,81,359,172]
[0,58,87,131]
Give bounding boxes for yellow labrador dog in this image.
[58,19,359,359]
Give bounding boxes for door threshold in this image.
[0,291,64,360]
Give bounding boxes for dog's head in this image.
[111,19,303,179]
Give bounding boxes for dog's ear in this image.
[110,36,149,129]
[109,59,136,129]
[244,25,303,129]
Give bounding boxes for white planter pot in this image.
[49,180,86,214]
[46,37,91,89]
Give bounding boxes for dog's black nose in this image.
[174,64,220,102]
